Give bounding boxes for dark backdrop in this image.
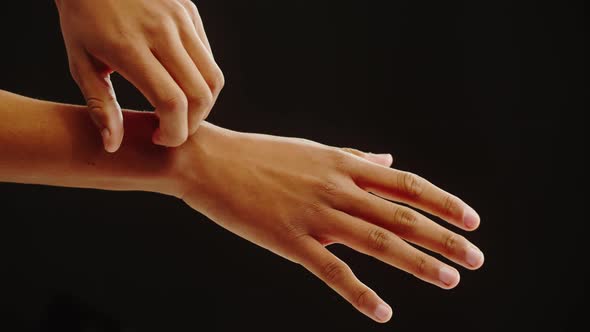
[0,1,585,331]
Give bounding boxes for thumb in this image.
[341,147,394,167]
[71,52,123,153]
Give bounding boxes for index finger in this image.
[96,44,189,147]
[351,162,480,231]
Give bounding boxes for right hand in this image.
[173,124,485,323]
[56,0,224,152]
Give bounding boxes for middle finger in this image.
[323,209,461,289]
[338,188,485,270]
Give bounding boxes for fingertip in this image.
[152,128,163,146]
[106,126,124,153]
[86,96,123,153]
[465,246,485,270]
[366,153,394,167]
[188,110,206,135]
[100,128,116,153]
[438,266,461,289]
[151,120,188,147]
[383,154,394,167]
[373,302,393,323]
[104,139,122,153]
[463,207,480,230]
[188,120,202,136]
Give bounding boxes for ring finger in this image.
[325,209,461,289]
[340,189,485,270]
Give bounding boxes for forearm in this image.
[0,90,182,196]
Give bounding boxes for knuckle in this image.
[322,260,348,284]
[85,97,114,125]
[86,97,106,114]
[180,0,201,22]
[281,222,308,242]
[169,1,189,20]
[144,10,179,36]
[399,172,424,199]
[329,149,353,172]
[105,33,133,53]
[187,93,213,112]
[301,200,328,219]
[442,194,461,217]
[143,18,167,36]
[414,255,428,276]
[392,208,419,235]
[354,288,371,309]
[316,178,342,197]
[442,233,464,255]
[186,0,199,13]
[160,94,189,113]
[143,20,165,37]
[209,69,226,94]
[289,201,326,235]
[367,228,390,252]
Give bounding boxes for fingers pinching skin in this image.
[296,237,393,323]
[58,0,224,148]
[170,0,224,134]
[341,190,485,270]
[151,28,214,139]
[352,163,481,231]
[69,50,123,153]
[179,33,224,134]
[179,0,225,134]
[98,44,189,147]
[176,17,224,134]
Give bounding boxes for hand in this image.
[55,0,224,152]
[173,124,485,323]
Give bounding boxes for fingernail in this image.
[373,303,391,322]
[152,130,162,145]
[367,153,393,165]
[101,127,110,141]
[101,128,113,152]
[438,266,459,286]
[466,246,484,268]
[463,207,480,229]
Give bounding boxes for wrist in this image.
[168,122,239,200]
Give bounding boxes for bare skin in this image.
[0,90,484,323]
[56,0,224,152]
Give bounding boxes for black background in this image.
[0,1,585,331]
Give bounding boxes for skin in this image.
[0,90,484,323]
[55,0,224,152]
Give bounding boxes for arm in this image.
[0,90,484,323]
[0,90,180,195]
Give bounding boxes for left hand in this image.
[172,123,485,323]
